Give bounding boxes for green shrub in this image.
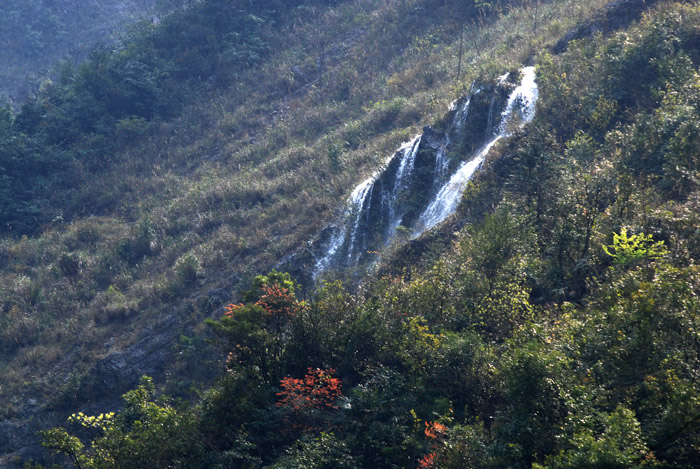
[603,229,668,266]
[173,254,200,292]
[57,252,83,278]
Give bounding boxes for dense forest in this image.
[1,0,700,467]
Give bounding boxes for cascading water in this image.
[417,66,538,233]
[313,135,423,276]
[345,177,374,263]
[386,136,422,241]
[313,66,539,278]
[433,141,449,179]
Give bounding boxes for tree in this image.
[602,229,668,266]
[270,432,359,469]
[538,407,655,468]
[208,271,302,383]
[277,368,343,414]
[41,376,203,468]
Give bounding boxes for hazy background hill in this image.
[0,0,191,103]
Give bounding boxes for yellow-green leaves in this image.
[69,411,116,431]
[603,229,668,266]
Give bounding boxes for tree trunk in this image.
[457,23,464,80]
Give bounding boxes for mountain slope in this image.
[2,0,558,462]
[3,0,700,465]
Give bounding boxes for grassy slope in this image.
[0,0,616,451]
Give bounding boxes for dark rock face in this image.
[0,405,63,466]
[0,420,32,461]
[0,304,204,467]
[552,0,661,53]
[78,319,177,404]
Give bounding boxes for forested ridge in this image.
[1,0,700,467]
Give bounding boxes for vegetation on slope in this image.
[25,0,700,467]
[1,0,597,435]
[4,0,700,466]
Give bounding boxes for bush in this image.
[175,254,199,288]
[0,306,41,353]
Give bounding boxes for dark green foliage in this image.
[115,219,157,265]
[539,407,652,468]
[57,253,83,278]
[0,0,165,103]
[271,432,360,469]
[174,254,199,289]
[0,0,302,236]
[495,340,579,466]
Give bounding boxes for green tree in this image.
[602,229,667,266]
[41,376,203,468]
[208,271,301,383]
[538,407,655,468]
[270,432,360,469]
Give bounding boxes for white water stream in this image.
[416,66,538,233]
[314,66,539,277]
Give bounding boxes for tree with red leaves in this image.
[418,421,448,468]
[277,367,342,411]
[276,368,343,432]
[256,284,299,333]
[417,452,437,469]
[207,273,303,384]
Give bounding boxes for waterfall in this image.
[314,225,345,278]
[314,134,423,273]
[416,138,499,233]
[386,136,422,241]
[434,139,449,179]
[313,66,539,278]
[500,66,538,129]
[450,96,472,135]
[314,175,374,276]
[346,177,375,263]
[417,66,538,233]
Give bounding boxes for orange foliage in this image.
[277,368,342,411]
[419,421,447,468]
[256,284,298,322]
[424,421,447,440]
[417,452,436,468]
[224,303,245,318]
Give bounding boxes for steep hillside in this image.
[3,0,700,466]
[1,0,565,462]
